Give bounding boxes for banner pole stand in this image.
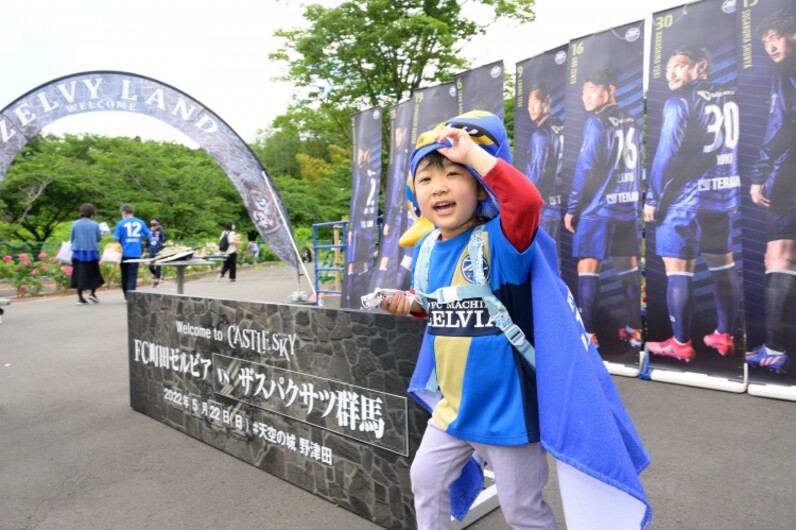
[604,361,640,378]
[747,365,796,401]
[646,348,748,393]
[260,170,317,298]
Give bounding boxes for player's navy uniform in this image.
[647,80,740,258]
[568,105,641,259]
[526,116,564,239]
[751,61,796,240]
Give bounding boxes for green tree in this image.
[0,135,97,241]
[0,134,252,242]
[270,0,536,146]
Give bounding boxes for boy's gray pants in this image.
[411,419,558,530]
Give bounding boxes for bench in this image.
[0,298,9,324]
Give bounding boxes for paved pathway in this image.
[1,264,794,529]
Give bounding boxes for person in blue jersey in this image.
[146,217,167,287]
[564,68,642,349]
[746,9,796,373]
[380,112,558,529]
[70,203,104,305]
[113,203,150,300]
[644,45,742,362]
[525,84,564,243]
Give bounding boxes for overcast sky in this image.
[0,0,683,146]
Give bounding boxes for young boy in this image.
[380,111,558,529]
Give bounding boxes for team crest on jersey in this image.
[721,0,736,14]
[462,253,490,284]
[555,51,567,65]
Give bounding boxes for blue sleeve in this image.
[113,221,122,242]
[568,117,601,215]
[95,223,101,242]
[648,97,688,207]
[70,222,76,244]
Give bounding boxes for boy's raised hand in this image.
[435,126,497,176]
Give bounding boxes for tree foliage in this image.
[0,135,250,241]
[0,133,355,243]
[270,0,535,147]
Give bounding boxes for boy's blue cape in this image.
[408,228,652,527]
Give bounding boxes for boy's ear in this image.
[477,185,489,201]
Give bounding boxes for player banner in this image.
[560,21,645,373]
[514,45,567,253]
[455,60,505,118]
[411,82,459,145]
[369,99,415,293]
[645,0,745,386]
[738,0,796,397]
[128,292,427,529]
[340,107,382,309]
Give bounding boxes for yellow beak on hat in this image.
[399,216,435,247]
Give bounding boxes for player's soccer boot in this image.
[619,326,642,347]
[587,332,599,348]
[647,338,695,362]
[746,346,790,373]
[703,331,735,356]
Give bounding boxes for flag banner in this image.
[368,100,415,293]
[0,71,298,267]
[514,44,568,254]
[645,0,745,383]
[454,60,506,118]
[411,82,460,145]
[340,107,382,309]
[560,22,645,371]
[738,0,796,395]
[391,83,460,250]
[371,64,503,294]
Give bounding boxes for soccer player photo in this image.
[514,45,567,249]
[341,108,382,309]
[560,21,644,369]
[644,0,744,381]
[738,1,796,386]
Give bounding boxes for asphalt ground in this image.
[1,263,794,529]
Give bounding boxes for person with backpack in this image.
[146,217,168,287]
[218,221,241,282]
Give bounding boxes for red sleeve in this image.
[481,158,542,252]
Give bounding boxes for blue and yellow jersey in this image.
[412,221,539,446]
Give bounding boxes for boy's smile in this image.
[414,156,484,240]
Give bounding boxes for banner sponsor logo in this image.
[625,27,641,42]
